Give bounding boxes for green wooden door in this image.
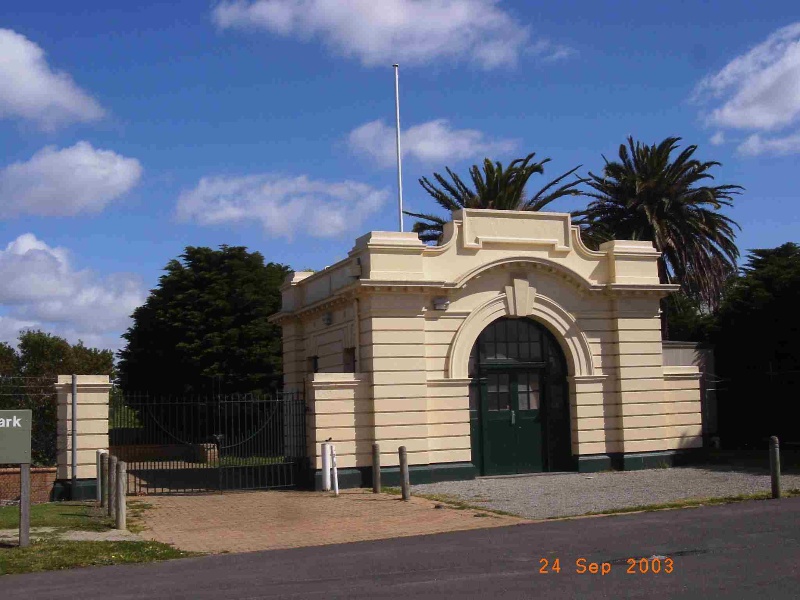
[480,373,515,475]
[469,317,571,475]
[513,370,543,472]
[479,369,543,475]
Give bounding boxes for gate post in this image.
[55,375,112,500]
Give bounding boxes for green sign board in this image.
[0,410,32,464]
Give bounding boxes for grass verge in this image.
[0,499,153,534]
[0,502,113,532]
[0,539,198,575]
[577,488,800,517]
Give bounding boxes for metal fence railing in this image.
[109,390,307,494]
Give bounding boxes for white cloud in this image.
[0,28,105,130]
[710,131,726,146]
[0,316,37,345]
[176,174,388,239]
[212,0,570,69]
[694,22,800,155]
[526,39,576,63]
[0,141,142,218]
[349,118,518,167]
[0,234,146,351]
[738,131,800,156]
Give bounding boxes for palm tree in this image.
[405,152,585,243]
[574,137,742,311]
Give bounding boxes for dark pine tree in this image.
[117,246,291,394]
[711,243,800,446]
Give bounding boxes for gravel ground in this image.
[412,467,800,520]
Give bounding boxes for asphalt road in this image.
[2,498,799,599]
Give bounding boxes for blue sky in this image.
[1,1,799,351]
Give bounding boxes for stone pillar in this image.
[281,320,306,393]
[55,375,111,500]
[600,239,678,469]
[361,292,430,470]
[610,297,668,451]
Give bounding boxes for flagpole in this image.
[393,63,404,232]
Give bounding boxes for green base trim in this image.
[577,449,703,472]
[52,479,97,501]
[311,462,477,491]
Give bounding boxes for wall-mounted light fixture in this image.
[432,297,450,311]
[322,312,333,326]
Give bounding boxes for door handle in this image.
[511,410,515,426]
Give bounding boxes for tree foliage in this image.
[710,243,800,444]
[661,292,714,342]
[712,243,800,373]
[406,152,585,243]
[0,330,114,377]
[0,342,17,375]
[117,245,291,394]
[0,330,114,466]
[574,137,742,310]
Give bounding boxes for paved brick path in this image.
[139,489,525,553]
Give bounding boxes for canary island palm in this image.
[574,137,742,310]
[405,152,584,243]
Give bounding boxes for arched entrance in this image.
[468,317,572,475]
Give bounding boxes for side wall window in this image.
[343,347,356,373]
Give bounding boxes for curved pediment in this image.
[451,256,601,292]
[417,210,615,287]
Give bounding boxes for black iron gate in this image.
[109,391,307,494]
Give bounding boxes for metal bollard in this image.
[116,461,127,530]
[770,436,782,499]
[372,443,381,494]
[100,453,109,508]
[108,455,118,519]
[96,450,107,504]
[399,446,410,501]
[331,445,339,496]
[321,443,331,491]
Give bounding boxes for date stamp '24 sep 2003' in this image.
[539,557,675,576]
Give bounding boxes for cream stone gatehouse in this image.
[269,209,704,488]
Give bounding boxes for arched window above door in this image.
[469,317,555,377]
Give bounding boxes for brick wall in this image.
[0,467,57,504]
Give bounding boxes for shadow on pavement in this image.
[691,446,800,476]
